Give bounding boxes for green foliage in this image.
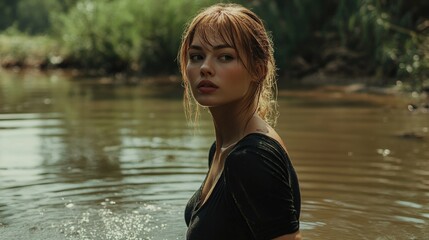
[0,0,78,34]
[16,0,62,34]
[0,0,19,31]
[0,32,64,67]
[396,37,429,91]
[333,0,428,87]
[53,0,216,73]
[1,0,428,90]
[240,0,336,68]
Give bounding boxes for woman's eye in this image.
[219,55,234,62]
[189,54,203,62]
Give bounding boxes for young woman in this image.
[178,3,301,240]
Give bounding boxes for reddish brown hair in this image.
[178,3,278,126]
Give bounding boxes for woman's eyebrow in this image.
[213,44,233,50]
[189,44,234,51]
[189,45,203,50]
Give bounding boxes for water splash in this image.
[61,201,167,240]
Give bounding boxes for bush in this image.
[332,0,429,87]
[53,0,216,74]
[0,29,64,68]
[239,0,337,73]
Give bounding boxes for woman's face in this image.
[186,32,254,108]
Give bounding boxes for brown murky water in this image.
[0,70,428,239]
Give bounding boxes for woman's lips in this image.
[197,80,218,94]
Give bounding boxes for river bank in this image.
[1,67,427,113]
[1,30,428,93]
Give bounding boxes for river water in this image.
[0,70,428,240]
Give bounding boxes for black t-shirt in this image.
[185,133,301,240]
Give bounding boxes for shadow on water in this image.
[0,70,428,239]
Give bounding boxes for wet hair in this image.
[178,3,278,126]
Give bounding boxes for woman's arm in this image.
[225,142,301,240]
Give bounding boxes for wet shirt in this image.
[184,133,301,240]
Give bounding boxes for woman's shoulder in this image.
[239,117,290,156]
[224,132,295,190]
[234,132,289,157]
[225,132,291,173]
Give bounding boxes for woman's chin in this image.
[194,97,218,108]
[196,101,216,108]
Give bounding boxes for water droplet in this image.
[376,148,391,157]
[65,203,74,208]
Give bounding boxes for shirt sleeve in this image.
[224,144,300,239]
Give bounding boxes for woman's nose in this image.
[200,59,214,77]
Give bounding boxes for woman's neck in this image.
[209,100,257,150]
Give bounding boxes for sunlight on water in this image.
[61,201,171,240]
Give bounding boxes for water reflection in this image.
[0,70,428,239]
